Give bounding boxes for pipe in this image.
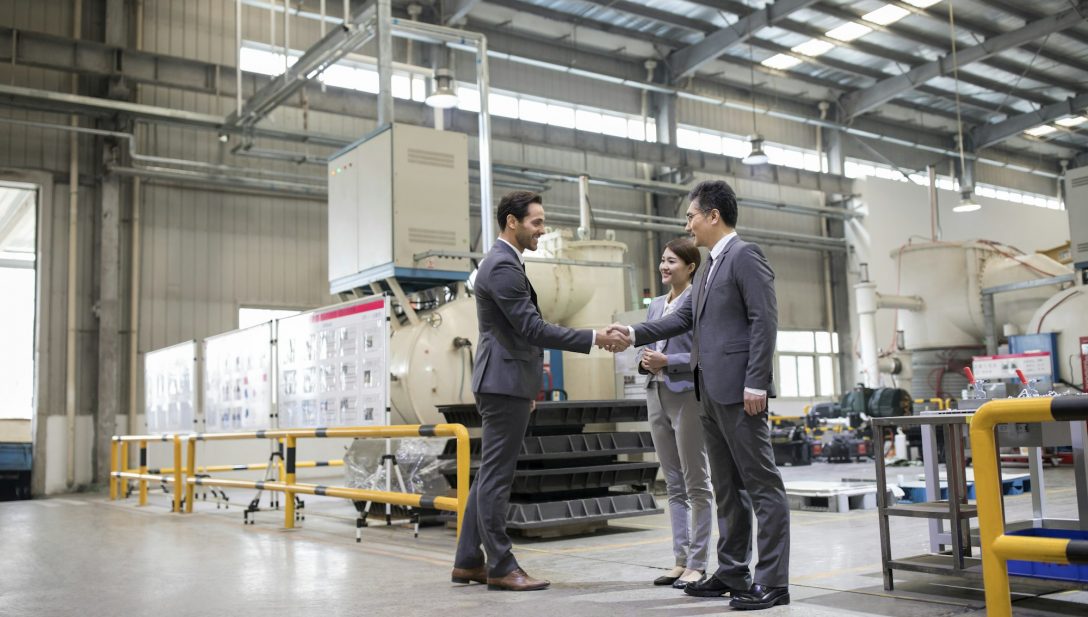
[376,0,393,127]
[236,0,243,116]
[641,59,658,299]
[855,277,879,388]
[476,35,494,252]
[577,174,591,240]
[65,0,82,490]
[928,164,940,241]
[128,175,141,439]
[282,0,289,75]
[876,293,925,312]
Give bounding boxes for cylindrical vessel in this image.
[1026,283,1088,387]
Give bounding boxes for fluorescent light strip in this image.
[761,53,802,70]
[1056,116,1087,127]
[791,39,835,57]
[1024,125,1058,137]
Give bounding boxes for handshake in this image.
[594,324,633,352]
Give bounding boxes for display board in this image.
[277,297,389,428]
[203,322,274,433]
[144,340,199,434]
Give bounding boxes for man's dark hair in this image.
[496,191,543,229]
[688,180,738,228]
[664,237,701,272]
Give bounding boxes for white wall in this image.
[844,177,1071,386]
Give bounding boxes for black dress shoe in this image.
[683,575,742,598]
[671,576,696,590]
[729,584,790,610]
[653,574,680,586]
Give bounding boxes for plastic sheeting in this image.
[344,438,449,498]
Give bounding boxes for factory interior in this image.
[2,0,1088,614]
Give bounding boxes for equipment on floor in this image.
[437,399,661,536]
[770,425,812,466]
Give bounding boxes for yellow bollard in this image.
[185,438,196,513]
[172,436,183,513]
[120,441,129,499]
[284,436,296,529]
[454,425,469,537]
[109,439,118,500]
[138,440,149,506]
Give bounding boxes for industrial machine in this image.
[327,124,630,426]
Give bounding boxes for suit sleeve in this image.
[665,352,691,374]
[736,243,777,391]
[492,261,594,353]
[633,291,694,346]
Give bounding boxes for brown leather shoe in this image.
[487,568,551,591]
[451,565,488,585]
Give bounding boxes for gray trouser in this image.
[646,381,713,571]
[453,393,530,578]
[700,383,791,589]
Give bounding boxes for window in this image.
[575,109,603,133]
[775,330,839,399]
[239,307,302,330]
[0,185,37,421]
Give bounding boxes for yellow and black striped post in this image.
[172,436,183,513]
[284,435,297,529]
[138,440,149,506]
[109,439,119,500]
[972,396,1088,617]
[185,437,196,513]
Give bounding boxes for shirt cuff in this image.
[590,330,596,346]
[627,326,636,345]
[744,387,766,397]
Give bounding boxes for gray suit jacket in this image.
[471,241,594,401]
[633,237,777,406]
[637,290,695,393]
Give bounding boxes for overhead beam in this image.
[224,3,376,128]
[840,2,1088,119]
[441,0,482,24]
[970,93,1088,150]
[667,0,821,81]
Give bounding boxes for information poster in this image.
[203,322,274,433]
[277,297,388,428]
[144,340,199,434]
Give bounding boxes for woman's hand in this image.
[640,349,668,374]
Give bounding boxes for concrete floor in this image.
[3,463,1086,616]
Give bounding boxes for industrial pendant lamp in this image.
[953,191,981,213]
[947,1,980,215]
[741,45,768,166]
[743,135,769,165]
[425,68,458,109]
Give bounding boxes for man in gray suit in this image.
[452,190,630,592]
[611,180,789,610]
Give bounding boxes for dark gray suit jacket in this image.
[633,237,777,406]
[637,291,695,394]
[472,240,594,401]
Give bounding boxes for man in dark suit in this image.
[452,190,630,592]
[610,180,789,610]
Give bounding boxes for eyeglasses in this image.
[685,210,709,223]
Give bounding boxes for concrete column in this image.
[95,143,122,484]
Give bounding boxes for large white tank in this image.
[1026,282,1088,387]
[894,241,1070,350]
[389,233,629,425]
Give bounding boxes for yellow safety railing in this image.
[971,396,1088,617]
[914,398,946,411]
[109,434,186,512]
[109,424,470,536]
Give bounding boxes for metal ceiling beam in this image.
[814,3,1085,97]
[970,92,1088,150]
[667,0,821,81]
[888,0,1088,78]
[441,0,482,24]
[224,3,377,129]
[839,2,1088,120]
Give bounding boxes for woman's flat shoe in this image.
[653,574,680,586]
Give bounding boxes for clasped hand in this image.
[639,349,667,374]
[594,324,632,352]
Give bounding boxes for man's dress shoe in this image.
[487,567,550,591]
[683,575,742,598]
[730,584,790,610]
[451,565,488,585]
